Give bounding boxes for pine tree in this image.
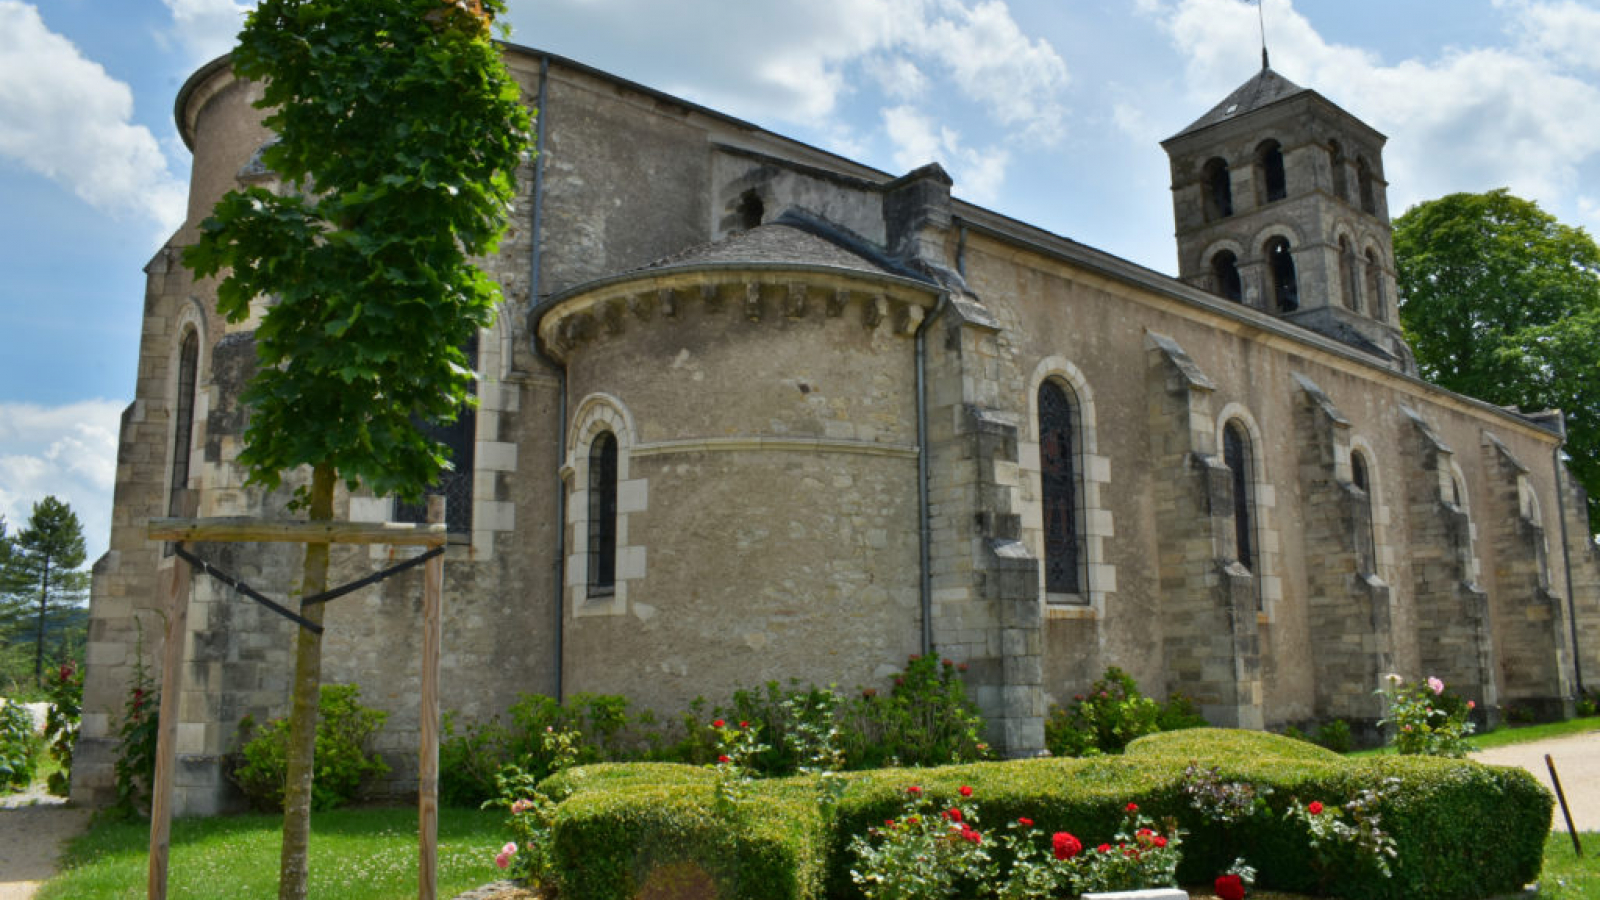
[6,498,89,690]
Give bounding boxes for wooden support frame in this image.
[144,503,449,900]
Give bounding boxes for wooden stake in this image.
[148,541,193,900]
[418,496,445,900]
[1545,754,1584,857]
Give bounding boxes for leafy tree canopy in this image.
[1395,188,1600,529]
[183,0,533,504]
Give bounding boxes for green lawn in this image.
[1536,831,1600,898]
[36,806,506,900]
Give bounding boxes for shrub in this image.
[1379,675,1475,758]
[112,680,159,816]
[839,655,989,769]
[42,660,82,796]
[0,699,39,791]
[228,683,389,812]
[538,729,1548,900]
[1045,666,1214,757]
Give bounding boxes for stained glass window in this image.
[1039,381,1081,595]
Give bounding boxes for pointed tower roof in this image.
[1168,66,1307,141]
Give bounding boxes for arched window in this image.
[1340,236,1360,311]
[1266,237,1299,312]
[1351,450,1377,575]
[1357,158,1376,215]
[1329,140,1348,201]
[587,431,619,593]
[168,330,199,517]
[397,332,477,535]
[1038,380,1083,596]
[1211,250,1243,302]
[1203,157,1233,221]
[1364,249,1385,321]
[1257,140,1287,203]
[1222,420,1255,573]
[738,189,764,231]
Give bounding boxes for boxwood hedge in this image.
[535,728,1550,900]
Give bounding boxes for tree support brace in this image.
[171,543,446,633]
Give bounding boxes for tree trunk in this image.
[34,556,50,690]
[278,462,336,900]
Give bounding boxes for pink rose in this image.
[510,799,534,814]
[1428,676,1445,695]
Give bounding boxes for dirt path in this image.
[1472,728,1600,832]
[0,785,90,900]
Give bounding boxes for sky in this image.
[4,0,1600,564]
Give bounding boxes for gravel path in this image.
[1472,728,1600,832]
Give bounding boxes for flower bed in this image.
[518,729,1549,900]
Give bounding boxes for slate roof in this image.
[640,213,925,282]
[1169,66,1307,140]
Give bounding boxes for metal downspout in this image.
[1552,416,1585,696]
[914,224,963,656]
[915,294,948,657]
[526,54,565,701]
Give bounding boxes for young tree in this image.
[4,498,90,689]
[1395,188,1600,530]
[181,1,531,897]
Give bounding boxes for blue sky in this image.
[4,0,1600,562]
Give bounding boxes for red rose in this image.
[739,720,749,729]
[712,719,725,728]
[1215,874,1246,900]
[962,826,982,844]
[1125,802,1138,813]
[1308,801,1324,815]
[907,785,922,796]
[942,658,954,667]
[1153,835,1167,848]
[1097,843,1112,853]
[959,785,973,798]
[942,807,963,822]
[958,663,968,672]
[1017,817,1034,827]
[1052,832,1082,860]
[717,754,731,764]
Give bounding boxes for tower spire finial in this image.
[1258,0,1270,69]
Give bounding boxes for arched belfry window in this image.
[1038,381,1083,596]
[1266,237,1299,312]
[1257,140,1287,203]
[587,431,619,593]
[1211,250,1243,303]
[1364,249,1385,321]
[168,329,199,517]
[397,332,478,535]
[1329,140,1348,201]
[1203,157,1233,221]
[1222,420,1255,574]
[1340,236,1360,311]
[1357,158,1376,215]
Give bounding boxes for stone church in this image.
[74,42,1600,813]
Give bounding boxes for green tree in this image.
[1395,188,1600,530]
[2,498,89,690]
[181,1,531,897]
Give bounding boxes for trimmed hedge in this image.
[536,729,1550,900]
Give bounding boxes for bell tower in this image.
[1162,63,1415,373]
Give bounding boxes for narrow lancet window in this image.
[1358,158,1377,214]
[1352,451,1377,575]
[1329,140,1348,201]
[1223,421,1255,572]
[1365,250,1386,321]
[1258,140,1287,203]
[587,432,619,593]
[1039,381,1082,596]
[169,330,199,517]
[1340,237,1360,311]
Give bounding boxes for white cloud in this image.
[161,0,250,64]
[883,104,1010,204]
[0,1,186,233]
[1500,0,1600,73]
[0,400,123,564]
[1147,0,1600,223]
